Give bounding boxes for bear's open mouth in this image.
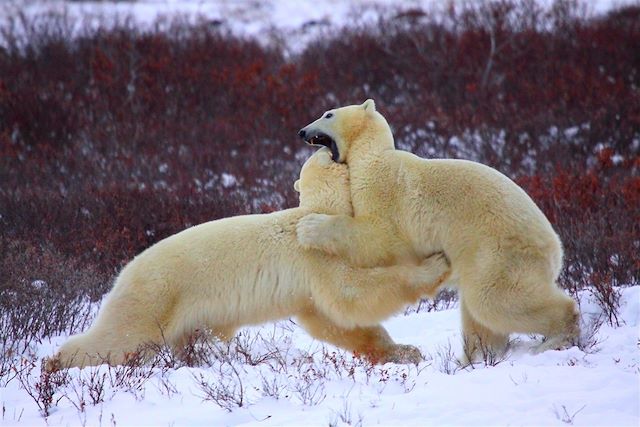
[305,133,340,162]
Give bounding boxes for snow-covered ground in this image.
[2,286,638,426]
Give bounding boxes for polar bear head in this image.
[294,147,352,215]
[297,99,394,163]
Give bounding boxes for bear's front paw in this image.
[296,213,336,251]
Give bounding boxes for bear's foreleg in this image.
[297,213,411,267]
[311,252,450,330]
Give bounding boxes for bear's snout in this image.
[298,129,306,139]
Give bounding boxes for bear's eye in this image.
[324,113,333,119]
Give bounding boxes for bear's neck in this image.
[347,127,395,168]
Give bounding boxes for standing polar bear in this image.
[47,148,450,371]
[297,100,579,361]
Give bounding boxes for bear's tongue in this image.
[328,140,339,162]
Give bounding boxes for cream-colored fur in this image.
[47,148,450,371]
[297,100,579,362]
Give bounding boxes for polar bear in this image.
[47,148,450,371]
[297,100,579,362]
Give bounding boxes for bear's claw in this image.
[406,252,451,296]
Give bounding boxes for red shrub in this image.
[518,167,639,293]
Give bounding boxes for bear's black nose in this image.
[298,129,306,139]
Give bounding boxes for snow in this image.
[2,286,639,426]
[221,173,238,188]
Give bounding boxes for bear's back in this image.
[118,208,307,292]
[388,152,561,260]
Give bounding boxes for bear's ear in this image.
[362,99,376,113]
[293,179,301,193]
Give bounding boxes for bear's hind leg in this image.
[297,308,423,364]
[46,332,110,371]
[47,291,169,371]
[47,324,160,371]
[529,291,580,353]
[459,295,509,365]
[463,276,579,357]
